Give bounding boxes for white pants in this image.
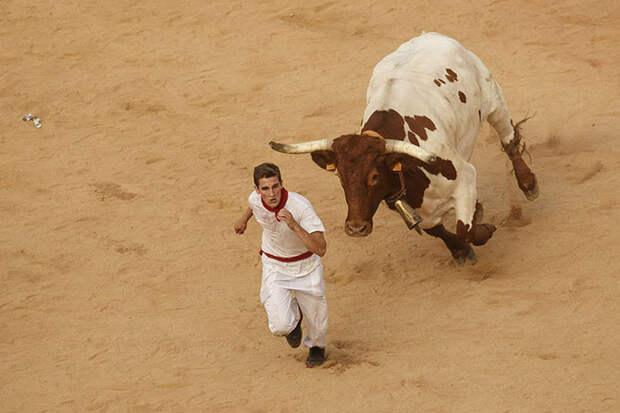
[260,255,328,348]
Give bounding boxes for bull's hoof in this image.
[452,246,476,266]
[523,177,539,201]
[471,224,496,246]
[466,248,477,265]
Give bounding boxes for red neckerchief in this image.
[261,188,288,221]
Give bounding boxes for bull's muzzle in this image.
[345,220,372,237]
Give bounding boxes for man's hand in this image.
[234,207,253,235]
[234,219,248,234]
[277,208,299,231]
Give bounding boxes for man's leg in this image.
[295,291,328,366]
[260,267,302,341]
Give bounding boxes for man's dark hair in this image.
[253,163,282,186]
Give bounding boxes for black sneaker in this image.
[286,311,303,348]
[305,346,325,367]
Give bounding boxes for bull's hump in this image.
[362,109,441,149]
[361,109,405,140]
[405,115,436,142]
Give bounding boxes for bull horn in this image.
[384,139,436,163]
[269,138,334,154]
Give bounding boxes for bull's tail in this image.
[502,114,535,160]
[502,115,539,201]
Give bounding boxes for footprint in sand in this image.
[571,160,604,184]
[92,183,137,201]
[502,204,532,228]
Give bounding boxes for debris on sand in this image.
[22,113,42,128]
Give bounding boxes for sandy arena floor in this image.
[2,0,619,411]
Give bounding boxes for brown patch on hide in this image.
[400,162,431,209]
[404,115,436,141]
[458,91,467,103]
[383,154,456,212]
[422,157,457,180]
[445,68,458,82]
[407,131,419,146]
[434,79,442,87]
[393,153,457,181]
[362,109,405,140]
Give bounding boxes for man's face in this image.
[255,176,283,208]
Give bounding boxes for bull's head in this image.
[269,134,435,237]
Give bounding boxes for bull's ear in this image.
[381,153,408,172]
[311,150,337,172]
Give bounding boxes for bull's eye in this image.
[368,172,380,186]
[367,167,380,186]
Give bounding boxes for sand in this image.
[2,0,619,411]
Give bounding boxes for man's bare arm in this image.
[295,229,327,257]
[277,208,327,257]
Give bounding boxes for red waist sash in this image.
[260,249,313,262]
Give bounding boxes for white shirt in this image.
[250,190,326,293]
[248,190,325,258]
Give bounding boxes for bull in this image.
[270,32,538,264]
